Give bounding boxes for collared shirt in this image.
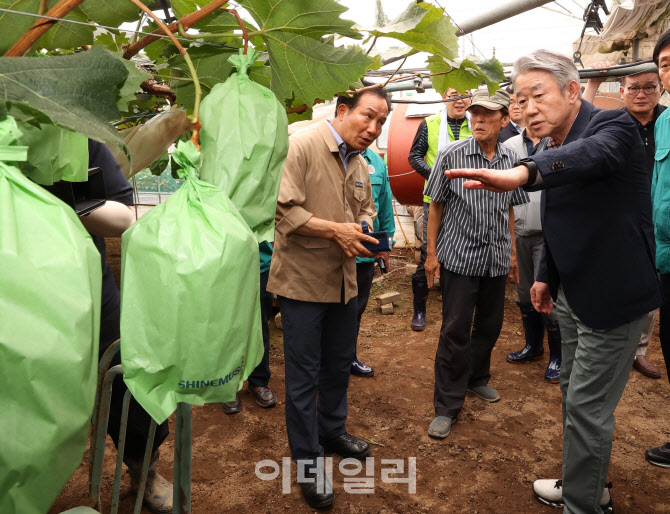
[504,130,548,236]
[624,104,667,173]
[357,148,396,264]
[425,137,529,277]
[267,122,376,304]
[326,120,360,172]
[523,130,542,156]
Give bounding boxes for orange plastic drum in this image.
[387,102,426,206]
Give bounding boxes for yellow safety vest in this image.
[423,114,472,203]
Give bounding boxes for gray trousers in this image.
[555,287,646,514]
[515,232,557,323]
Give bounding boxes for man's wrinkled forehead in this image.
[622,72,660,85]
[514,71,556,95]
[352,94,388,117]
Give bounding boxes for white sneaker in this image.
[533,479,612,512]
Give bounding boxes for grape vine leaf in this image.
[0,0,149,54]
[148,149,170,176]
[173,2,257,34]
[197,10,253,31]
[477,58,507,91]
[360,1,458,61]
[142,20,182,64]
[170,0,199,19]
[374,0,390,27]
[237,0,371,104]
[78,0,151,27]
[263,33,371,105]
[369,46,411,66]
[0,47,146,154]
[168,45,237,110]
[248,56,271,89]
[94,31,131,53]
[40,8,95,51]
[0,0,41,54]
[427,56,506,95]
[118,57,152,111]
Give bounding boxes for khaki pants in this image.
[636,309,658,357]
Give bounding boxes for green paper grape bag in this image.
[0,115,101,514]
[199,49,288,242]
[120,141,263,424]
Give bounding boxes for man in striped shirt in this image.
[408,89,472,331]
[424,88,529,439]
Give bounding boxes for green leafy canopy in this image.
[0,0,507,164]
[0,0,151,55]
[171,0,372,106]
[240,0,371,104]
[169,46,238,111]
[0,47,149,155]
[427,56,506,96]
[360,1,459,61]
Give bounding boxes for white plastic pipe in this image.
[455,0,556,36]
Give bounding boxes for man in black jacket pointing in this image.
[447,49,662,514]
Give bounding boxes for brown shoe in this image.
[248,386,277,408]
[633,355,662,378]
[221,394,242,414]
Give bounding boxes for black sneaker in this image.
[646,442,670,468]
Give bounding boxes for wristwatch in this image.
[516,158,538,187]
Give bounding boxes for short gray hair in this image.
[511,49,580,93]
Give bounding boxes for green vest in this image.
[423,114,472,203]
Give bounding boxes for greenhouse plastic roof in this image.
[574,0,670,66]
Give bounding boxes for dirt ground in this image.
[51,242,670,513]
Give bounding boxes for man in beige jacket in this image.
[267,87,390,510]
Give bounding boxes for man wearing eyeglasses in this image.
[499,87,524,142]
[408,88,472,332]
[585,66,666,379]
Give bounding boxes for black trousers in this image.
[100,306,169,461]
[434,268,507,419]
[279,293,357,464]
[355,261,376,333]
[248,271,274,388]
[659,273,670,379]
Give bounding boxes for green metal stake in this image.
[89,364,123,509]
[134,420,157,514]
[89,340,120,486]
[173,403,192,514]
[110,389,132,514]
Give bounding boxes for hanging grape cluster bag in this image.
[15,124,89,185]
[0,116,101,514]
[199,48,288,242]
[120,141,264,424]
